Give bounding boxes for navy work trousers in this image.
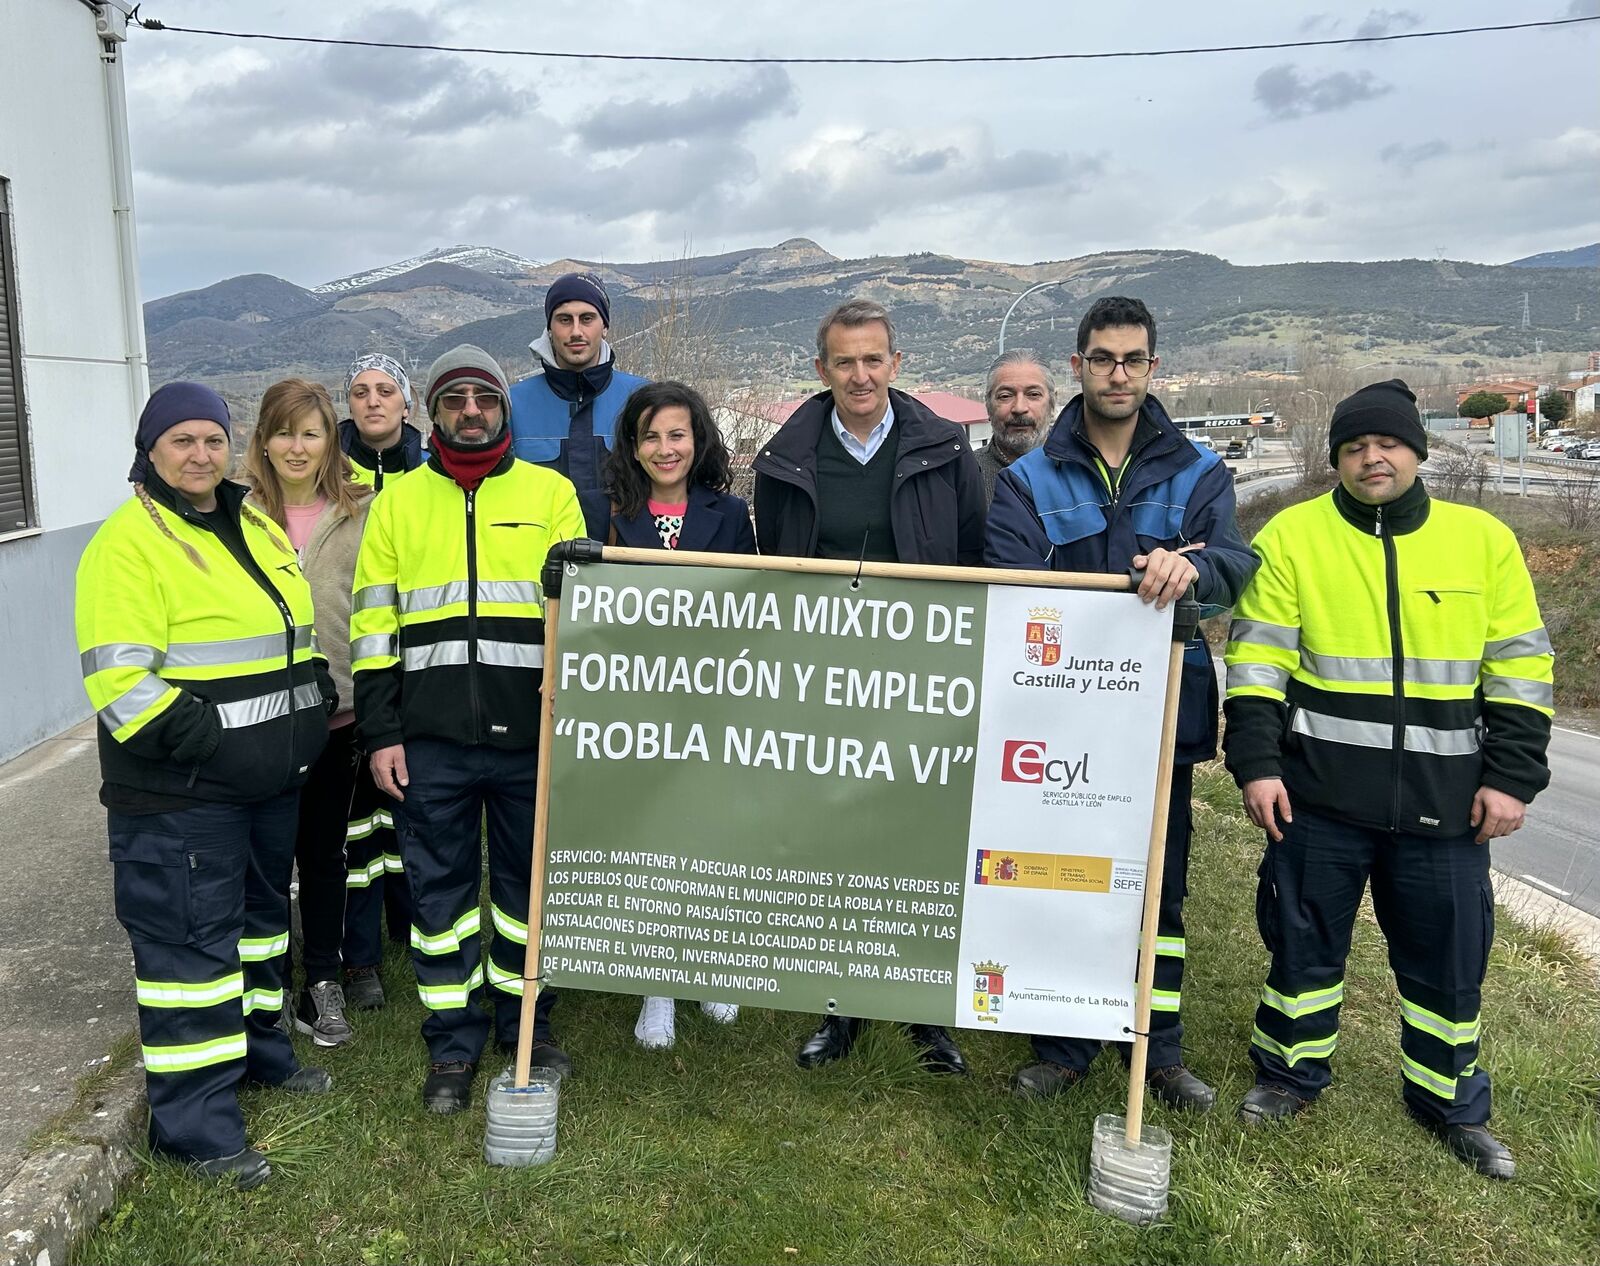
[109,792,301,1162]
[1250,806,1494,1125]
[393,738,554,1065]
[341,734,411,970]
[1031,764,1194,1073]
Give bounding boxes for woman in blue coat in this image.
[582,380,755,1048]
[582,380,757,555]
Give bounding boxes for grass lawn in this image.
[79,766,1600,1265]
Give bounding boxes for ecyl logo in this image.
[1000,740,1090,786]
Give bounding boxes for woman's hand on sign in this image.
[1131,547,1200,612]
[1242,777,1292,842]
[371,744,409,801]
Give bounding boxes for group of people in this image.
[74,272,1552,1191]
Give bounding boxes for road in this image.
[1490,726,1600,918]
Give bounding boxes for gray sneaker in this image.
[294,979,354,1048]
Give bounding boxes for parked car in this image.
[1577,442,1600,461]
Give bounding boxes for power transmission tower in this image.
[1521,293,1531,329]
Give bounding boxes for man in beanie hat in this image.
[352,345,586,1113]
[340,352,424,492]
[1223,378,1553,1180]
[507,270,649,492]
[1325,378,1430,467]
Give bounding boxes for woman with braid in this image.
[75,382,338,1190]
[245,378,387,1047]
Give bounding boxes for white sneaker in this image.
[700,1000,739,1024]
[634,996,675,1049]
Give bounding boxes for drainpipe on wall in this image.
[95,2,149,417]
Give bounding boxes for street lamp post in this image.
[998,279,1069,354]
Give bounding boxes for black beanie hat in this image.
[1327,379,1428,466]
[544,271,611,327]
[128,382,231,483]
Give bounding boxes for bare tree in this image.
[1429,439,1490,504]
[612,255,782,501]
[1543,470,1600,534]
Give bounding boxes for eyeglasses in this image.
[438,391,504,413]
[1082,353,1154,378]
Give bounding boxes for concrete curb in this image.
[0,1060,144,1266]
[1492,870,1600,975]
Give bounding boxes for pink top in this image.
[283,497,327,552]
[279,497,352,729]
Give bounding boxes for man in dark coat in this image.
[753,298,985,1075]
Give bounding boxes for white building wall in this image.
[0,0,148,761]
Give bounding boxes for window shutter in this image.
[0,204,35,532]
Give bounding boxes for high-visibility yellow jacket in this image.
[351,453,584,751]
[1223,482,1552,836]
[76,480,329,804]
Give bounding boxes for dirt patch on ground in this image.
[1526,544,1585,576]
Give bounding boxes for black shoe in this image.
[1011,1061,1085,1099]
[1147,1063,1216,1113]
[518,1038,574,1078]
[343,965,386,1011]
[422,1061,477,1115]
[1407,1108,1516,1180]
[906,1023,969,1076]
[190,1147,271,1190]
[277,1066,333,1095]
[1238,1082,1310,1127]
[796,1016,861,1069]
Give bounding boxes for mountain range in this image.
[144,239,1600,400]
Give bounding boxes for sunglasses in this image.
[438,391,504,413]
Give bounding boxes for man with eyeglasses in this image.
[352,345,586,1115]
[986,295,1257,1111]
[508,271,649,493]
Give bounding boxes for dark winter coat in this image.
[752,387,985,565]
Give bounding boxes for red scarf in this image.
[431,425,511,491]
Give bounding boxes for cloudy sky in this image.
[123,0,1600,298]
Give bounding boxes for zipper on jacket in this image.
[1377,505,1405,831]
[187,504,301,788]
[465,487,481,744]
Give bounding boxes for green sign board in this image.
[540,561,1172,1040]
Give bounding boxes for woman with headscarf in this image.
[340,352,424,492]
[75,382,337,1190]
[245,378,383,1045]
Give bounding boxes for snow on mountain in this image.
[314,245,544,294]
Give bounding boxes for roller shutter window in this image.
[0,195,37,532]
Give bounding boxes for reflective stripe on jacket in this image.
[75,485,327,803]
[351,455,586,751]
[1223,483,1553,835]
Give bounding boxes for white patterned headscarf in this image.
[344,353,413,408]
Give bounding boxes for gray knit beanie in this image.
[423,345,512,421]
